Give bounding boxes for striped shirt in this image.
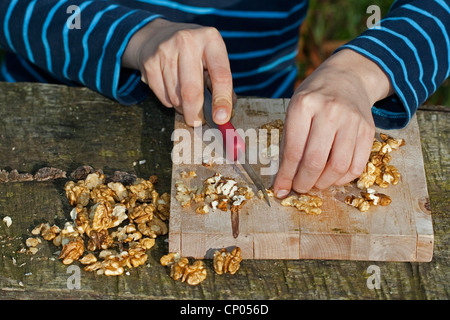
[0,0,449,129]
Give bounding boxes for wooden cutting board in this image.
[168,98,433,262]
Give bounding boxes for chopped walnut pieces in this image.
[90,185,116,205]
[175,180,193,207]
[360,189,392,206]
[195,204,210,214]
[357,162,379,190]
[257,188,274,199]
[202,156,215,167]
[180,170,197,178]
[176,172,255,215]
[65,180,90,207]
[40,224,61,241]
[139,237,155,250]
[59,237,84,265]
[127,178,156,202]
[178,172,256,217]
[345,189,392,212]
[280,194,323,215]
[30,168,170,276]
[111,204,128,228]
[376,165,400,188]
[356,134,404,190]
[380,133,406,150]
[160,253,207,286]
[2,216,12,228]
[85,172,105,190]
[160,252,180,266]
[344,195,371,212]
[52,222,80,247]
[79,253,97,265]
[26,237,41,248]
[90,201,113,232]
[182,261,207,286]
[87,230,114,251]
[155,192,170,221]
[127,244,148,268]
[346,134,404,212]
[213,247,243,275]
[107,182,128,202]
[137,215,168,238]
[128,203,155,224]
[83,261,103,272]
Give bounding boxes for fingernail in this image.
[276,189,289,199]
[214,108,228,122]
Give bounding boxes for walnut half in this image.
[213,247,243,275]
[160,253,207,286]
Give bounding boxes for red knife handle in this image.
[217,122,246,162]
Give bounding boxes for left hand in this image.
[272,49,393,198]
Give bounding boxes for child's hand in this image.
[122,18,234,126]
[273,49,393,197]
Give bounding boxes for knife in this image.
[202,87,272,208]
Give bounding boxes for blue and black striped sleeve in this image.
[337,0,450,129]
[0,0,162,105]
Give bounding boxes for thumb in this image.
[212,93,233,125]
[203,33,233,125]
[204,72,234,125]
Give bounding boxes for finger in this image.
[334,124,374,186]
[179,48,204,127]
[203,29,233,125]
[204,71,237,107]
[161,53,181,108]
[144,58,173,108]
[272,102,312,198]
[314,121,358,189]
[292,117,335,193]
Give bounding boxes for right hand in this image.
[122,18,234,127]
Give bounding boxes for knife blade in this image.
[202,87,272,208]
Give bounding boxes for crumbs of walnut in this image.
[175,172,255,215]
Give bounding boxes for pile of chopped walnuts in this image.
[345,133,405,212]
[175,172,255,215]
[31,168,170,276]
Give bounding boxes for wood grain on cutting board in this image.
[169,98,433,262]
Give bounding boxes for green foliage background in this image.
[298,0,449,106]
[0,1,448,105]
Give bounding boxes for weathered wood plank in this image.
[0,83,448,299]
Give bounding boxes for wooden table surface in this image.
[0,82,448,300]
